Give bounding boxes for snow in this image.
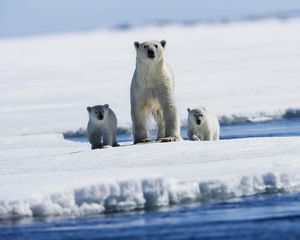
[1,19,300,137]
[0,19,300,220]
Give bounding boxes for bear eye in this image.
[95,112,97,114]
[194,114,197,117]
[199,114,203,117]
[154,44,158,48]
[144,45,147,49]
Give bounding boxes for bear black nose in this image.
[148,49,154,54]
[196,120,201,125]
[147,49,155,58]
[98,114,104,120]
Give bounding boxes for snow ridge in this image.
[219,108,300,125]
[1,173,299,220]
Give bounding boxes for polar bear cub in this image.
[187,107,220,141]
[130,40,180,143]
[87,104,119,149]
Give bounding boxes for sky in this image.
[0,0,300,37]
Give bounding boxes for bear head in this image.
[187,107,206,126]
[87,104,109,121]
[134,40,166,62]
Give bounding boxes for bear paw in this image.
[134,138,152,144]
[160,137,180,142]
[91,145,102,150]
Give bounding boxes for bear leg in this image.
[103,130,114,147]
[113,130,120,147]
[131,108,151,144]
[153,109,165,141]
[88,132,102,149]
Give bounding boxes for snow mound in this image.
[219,108,300,125]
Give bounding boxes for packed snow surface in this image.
[0,19,300,220]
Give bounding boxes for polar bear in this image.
[130,40,180,144]
[187,107,220,141]
[87,104,119,149]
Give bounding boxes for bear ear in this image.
[134,41,140,49]
[104,104,109,110]
[187,108,191,113]
[87,106,92,113]
[160,40,166,48]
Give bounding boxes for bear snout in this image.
[98,114,104,120]
[196,119,201,125]
[147,49,155,58]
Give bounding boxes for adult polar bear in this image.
[130,40,181,143]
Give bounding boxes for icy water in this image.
[1,193,300,240]
[65,119,300,143]
[147,119,300,142]
[1,119,300,240]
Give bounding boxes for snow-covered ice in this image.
[1,134,300,219]
[0,19,300,220]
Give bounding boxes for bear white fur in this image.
[87,104,119,149]
[130,40,180,143]
[187,107,220,141]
